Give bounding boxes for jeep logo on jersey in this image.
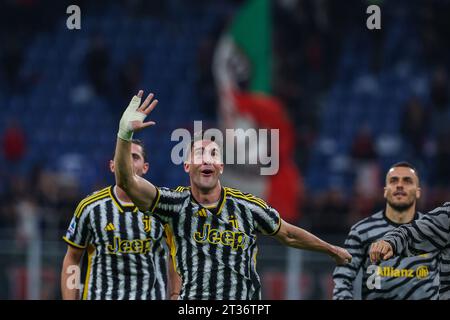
[193,224,247,250]
[142,215,151,233]
[106,236,152,254]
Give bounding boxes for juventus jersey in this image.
[63,186,168,300]
[147,186,281,300]
[333,210,440,300]
[382,203,450,299]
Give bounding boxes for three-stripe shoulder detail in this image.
[75,187,111,218]
[225,187,268,209]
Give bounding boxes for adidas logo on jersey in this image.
[104,223,116,231]
[194,208,208,217]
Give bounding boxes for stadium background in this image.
[0,0,449,299]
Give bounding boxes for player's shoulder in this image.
[224,187,269,210]
[81,186,112,202]
[350,210,385,233]
[428,202,450,214]
[158,186,191,197]
[75,186,112,215]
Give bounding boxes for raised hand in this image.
[118,90,159,141]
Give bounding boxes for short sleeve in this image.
[62,200,92,249]
[147,187,188,221]
[252,202,282,236]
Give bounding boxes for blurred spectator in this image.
[310,188,350,234]
[85,35,110,97]
[1,37,24,91]
[431,67,449,112]
[429,67,450,136]
[118,55,144,108]
[2,120,27,168]
[351,125,377,161]
[400,97,429,159]
[434,132,450,188]
[351,125,381,199]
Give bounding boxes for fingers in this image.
[383,250,393,260]
[137,90,143,98]
[369,243,378,264]
[144,99,158,114]
[381,243,393,260]
[138,93,155,112]
[141,121,156,129]
[370,241,393,263]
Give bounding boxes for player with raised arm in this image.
[114,90,352,299]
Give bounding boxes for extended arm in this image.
[273,219,352,265]
[370,204,450,263]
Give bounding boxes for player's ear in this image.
[183,161,190,173]
[109,160,115,173]
[142,162,149,174]
[219,163,224,174]
[383,187,388,199]
[416,187,421,199]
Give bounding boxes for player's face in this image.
[110,143,149,177]
[384,167,420,211]
[184,140,224,191]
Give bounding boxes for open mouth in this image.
[201,169,214,176]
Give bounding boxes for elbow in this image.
[278,232,296,247]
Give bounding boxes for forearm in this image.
[279,226,335,256]
[114,137,135,190]
[384,206,450,255]
[61,257,81,300]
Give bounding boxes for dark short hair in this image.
[112,139,148,162]
[190,130,222,151]
[387,161,420,183]
[130,139,148,162]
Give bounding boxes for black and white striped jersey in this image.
[63,185,168,300]
[147,186,281,300]
[382,203,450,299]
[333,210,440,300]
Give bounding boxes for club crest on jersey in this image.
[142,215,151,233]
[193,224,247,250]
[228,215,239,229]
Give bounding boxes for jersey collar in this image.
[382,209,419,227]
[109,185,138,213]
[190,187,227,215]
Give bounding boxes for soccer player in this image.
[333,162,441,299]
[61,139,181,300]
[370,202,450,299]
[113,90,352,300]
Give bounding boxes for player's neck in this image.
[114,185,132,204]
[190,181,222,206]
[385,204,416,224]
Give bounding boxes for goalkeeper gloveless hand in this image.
[117,90,158,141]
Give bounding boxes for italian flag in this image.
[213,0,302,223]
